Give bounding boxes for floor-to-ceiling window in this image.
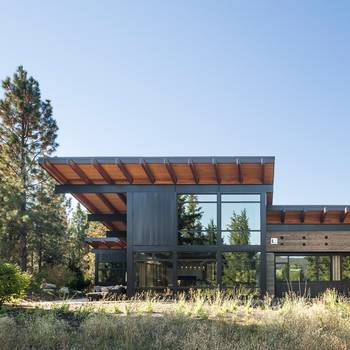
[174,193,262,291]
[133,192,264,291]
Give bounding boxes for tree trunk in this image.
[19,197,27,271]
[38,244,43,272]
[19,230,27,271]
[19,132,28,272]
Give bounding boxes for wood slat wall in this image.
[267,231,350,252]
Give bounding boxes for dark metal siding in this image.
[132,192,176,246]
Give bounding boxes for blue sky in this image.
[1,1,350,205]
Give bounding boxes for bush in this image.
[0,263,31,305]
[36,265,75,288]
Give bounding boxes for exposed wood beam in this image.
[116,160,133,184]
[300,210,305,223]
[88,213,127,222]
[164,160,177,184]
[340,207,349,223]
[43,161,68,183]
[280,210,286,224]
[96,193,117,213]
[78,193,99,212]
[68,160,91,184]
[140,160,155,183]
[105,222,116,231]
[115,193,127,205]
[93,161,114,184]
[260,159,265,184]
[320,207,327,223]
[189,160,199,184]
[212,160,221,184]
[236,160,243,184]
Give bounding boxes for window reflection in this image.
[221,203,260,231]
[177,193,261,246]
[275,255,331,282]
[342,256,350,280]
[221,194,260,246]
[221,194,260,202]
[178,194,217,245]
[222,252,260,287]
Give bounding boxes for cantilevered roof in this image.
[267,205,350,225]
[39,156,275,185]
[39,156,275,235]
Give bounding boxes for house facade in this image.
[39,156,350,297]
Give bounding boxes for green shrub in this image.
[36,264,75,288]
[0,263,31,305]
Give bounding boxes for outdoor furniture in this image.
[87,285,126,301]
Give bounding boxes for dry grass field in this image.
[1,289,350,349]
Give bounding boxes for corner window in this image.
[177,194,217,245]
[221,194,261,245]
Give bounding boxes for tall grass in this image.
[1,289,350,349]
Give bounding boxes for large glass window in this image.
[135,252,173,288]
[275,255,331,282]
[177,252,216,288]
[341,256,350,280]
[221,194,261,245]
[97,262,126,285]
[222,252,260,287]
[177,194,217,245]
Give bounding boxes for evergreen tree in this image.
[29,176,70,273]
[66,204,89,289]
[0,66,58,271]
[177,194,204,245]
[205,219,217,245]
[222,209,256,286]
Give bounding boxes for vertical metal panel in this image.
[217,192,222,287]
[266,253,275,295]
[260,192,267,293]
[127,192,134,297]
[133,192,176,246]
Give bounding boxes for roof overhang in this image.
[39,156,275,230]
[39,156,275,186]
[85,237,126,249]
[268,205,350,225]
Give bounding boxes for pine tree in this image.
[177,194,204,245]
[222,210,255,286]
[29,175,70,273]
[0,66,58,271]
[67,204,89,275]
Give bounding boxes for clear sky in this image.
[1,1,349,205]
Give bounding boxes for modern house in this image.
[39,156,350,297]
